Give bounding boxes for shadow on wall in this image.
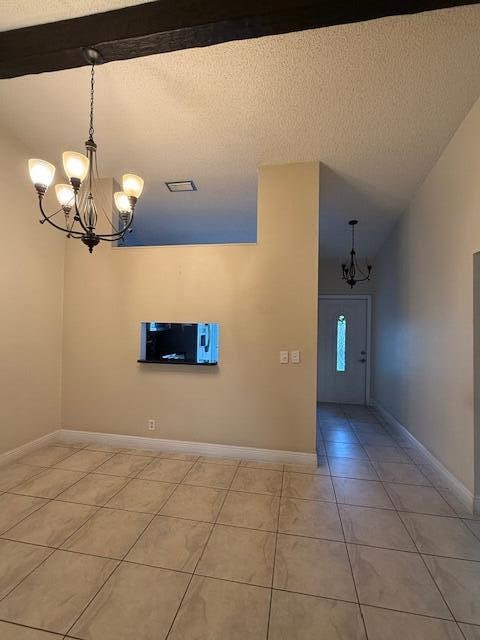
[319,164,404,261]
[121,208,257,247]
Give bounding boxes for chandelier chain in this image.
[89,63,95,141]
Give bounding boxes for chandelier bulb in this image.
[55,183,75,209]
[114,191,132,214]
[62,151,89,183]
[28,159,55,190]
[122,173,144,199]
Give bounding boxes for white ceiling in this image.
[1,4,480,256]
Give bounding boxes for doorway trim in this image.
[318,294,372,405]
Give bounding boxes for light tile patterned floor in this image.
[0,404,478,638]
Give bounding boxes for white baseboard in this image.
[371,399,475,513]
[58,429,318,466]
[0,430,62,468]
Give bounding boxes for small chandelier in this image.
[341,219,372,288]
[27,48,144,253]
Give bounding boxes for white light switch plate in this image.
[280,350,289,364]
[291,350,300,364]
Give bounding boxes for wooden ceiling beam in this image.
[1,0,478,79]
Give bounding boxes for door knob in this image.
[360,358,366,363]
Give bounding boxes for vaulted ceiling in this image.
[1,3,480,255]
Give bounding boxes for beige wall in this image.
[373,96,480,493]
[0,126,65,454]
[62,163,320,453]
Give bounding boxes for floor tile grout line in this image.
[0,617,65,637]
[3,519,480,567]
[265,460,284,640]
[0,463,122,539]
[92,453,153,479]
[361,408,469,631]
[3,476,472,522]
[0,463,51,492]
[148,464,201,515]
[8,468,89,500]
[379,478,457,516]
[331,462,370,640]
[56,477,143,552]
[354,602,477,627]
[163,456,242,640]
[1,570,472,629]
[9,451,452,492]
[396,496,467,632]
[0,466,139,607]
[62,557,122,638]
[323,405,477,632]
[3,482,470,520]
[0,494,51,539]
[56,469,131,504]
[63,497,159,637]
[464,521,480,543]
[53,449,118,474]
[0,466,147,607]
[0,543,57,606]
[373,409,478,518]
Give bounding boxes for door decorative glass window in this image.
[336,315,346,372]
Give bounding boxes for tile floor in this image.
[0,404,478,639]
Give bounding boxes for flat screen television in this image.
[138,322,219,365]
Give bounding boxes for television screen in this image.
[138,322,219,365]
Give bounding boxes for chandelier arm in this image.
[73,189,91,235]
[95,223,133,242]
[65,214,86,238]
[97,234,129,243]
[38,196,82,236]
[352,255,370,279]
[40,205,83,237]
[348,256,370,282]
[96,208,135,239]
[90,147,125,236]
[41,205,66,221]
[102,208,122,235]
[95,227,131,239]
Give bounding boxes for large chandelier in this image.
[341,219,372,288]
[27,49,144,253]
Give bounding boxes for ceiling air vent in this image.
[165,180,197,192]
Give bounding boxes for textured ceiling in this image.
[0,1,155,31]
[1,5,480,255]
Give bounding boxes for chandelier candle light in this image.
[341,219,372,288]
[27,48,144,253]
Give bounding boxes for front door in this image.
[317,297,368,404]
